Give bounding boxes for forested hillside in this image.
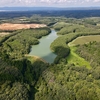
[0,15,100,100]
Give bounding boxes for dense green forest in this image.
[0,15,100,100]
[0,27,51,60]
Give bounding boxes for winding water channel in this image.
[29,29,58,63]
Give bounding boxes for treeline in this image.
[55,23,100,35]
[0,27,51,60]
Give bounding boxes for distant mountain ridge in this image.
[0,7,100,11]
[1,7,100,19]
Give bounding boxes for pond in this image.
[29,29,58,63]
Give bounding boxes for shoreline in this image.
[25,54,48,63]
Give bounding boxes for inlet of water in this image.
[29,29,58,63]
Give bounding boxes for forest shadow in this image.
[30,57,50,100]
[42,52,57,64]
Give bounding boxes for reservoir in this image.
[29,29,58,63]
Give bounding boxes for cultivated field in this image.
[0,23,46,31]
[69,35,100,46]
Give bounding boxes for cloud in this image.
[93,0,100,2]
[0,0,100,7]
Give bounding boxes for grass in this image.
[67,46,91,69]
[69,35,100,46]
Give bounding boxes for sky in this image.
[0,0,100,7]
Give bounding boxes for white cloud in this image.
[0,0,100,7]
[40,0,67,3]
[85,0,90,2]
[93,0,100,2]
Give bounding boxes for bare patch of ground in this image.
[25,54,47,63]
[0,23,47,31]
[0,32,10,37]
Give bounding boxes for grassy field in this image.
[69,35,100,46]
[67,46,91,69]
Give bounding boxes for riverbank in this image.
[25,54,48,63]
[29,29,58,63]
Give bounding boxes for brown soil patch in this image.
[0,23,47,31]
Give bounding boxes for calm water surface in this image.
[29,29,58,63]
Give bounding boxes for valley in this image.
[0,11,100,100]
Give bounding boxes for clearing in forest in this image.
[69,35,100,46]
